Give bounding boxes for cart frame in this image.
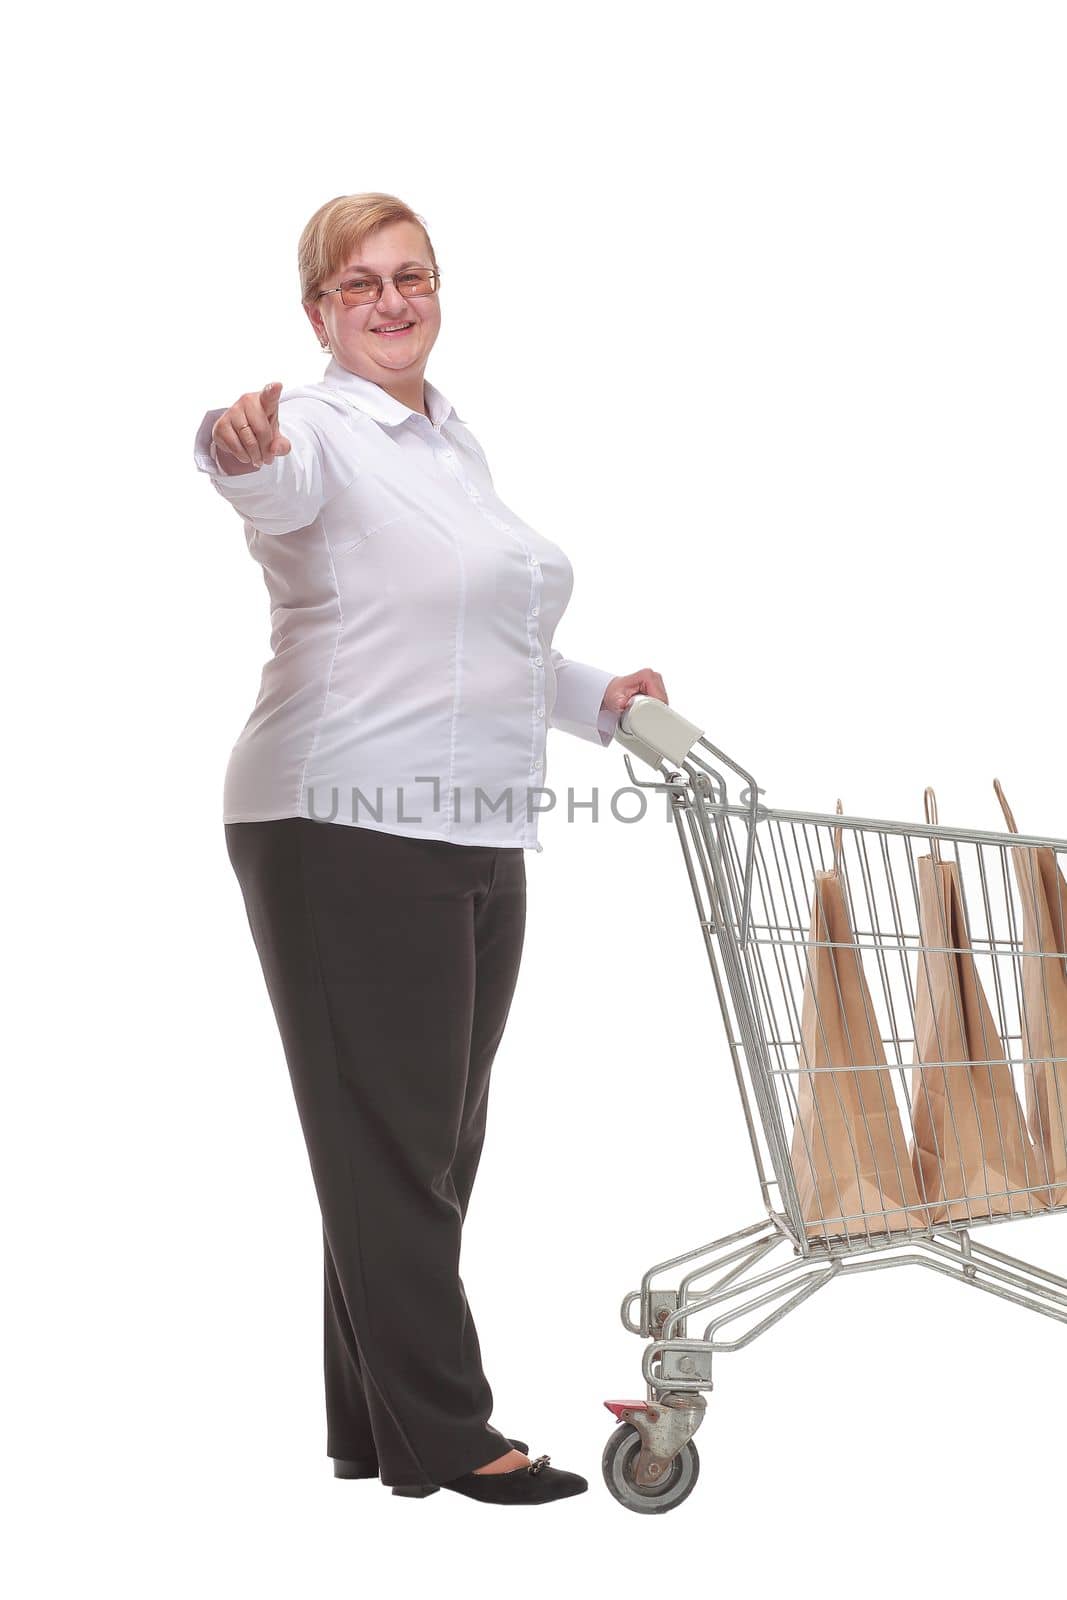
[602,702,1067,1512]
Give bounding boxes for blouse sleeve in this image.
[548,650,620,745]
[192,395,361,535]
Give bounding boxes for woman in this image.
[193,192,668,1506]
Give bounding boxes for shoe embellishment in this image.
[528,1454,550,1475]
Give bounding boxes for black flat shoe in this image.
[333,1439,529,1492]
[389,1439,529,1498]
[439,1453,587,1505]
[332,1456,379,1480]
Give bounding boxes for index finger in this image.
[260,380,282,423]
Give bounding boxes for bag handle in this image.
[993,776,1019,834]
[833,797,843,872]
[923,785,941,864]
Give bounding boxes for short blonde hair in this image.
[298,192,438,306]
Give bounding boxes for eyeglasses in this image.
[316,267,441,308]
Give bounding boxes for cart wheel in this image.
[601,1422,699,1514]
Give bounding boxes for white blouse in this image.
[193,357,620,852]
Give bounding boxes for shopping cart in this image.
[600,696,1067,1514]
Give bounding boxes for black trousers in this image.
[223,817,527,1487]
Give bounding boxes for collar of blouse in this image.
[321,355,465,430]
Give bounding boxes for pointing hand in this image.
[212,381,291,469]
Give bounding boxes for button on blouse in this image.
[192,357,619,852]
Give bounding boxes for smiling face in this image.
[305,219,441,388]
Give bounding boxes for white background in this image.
[6,1,1065,1594]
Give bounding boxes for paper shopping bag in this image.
[789,815,925,1239]
[910,798,1045,1222]
[993,779,1067,1207]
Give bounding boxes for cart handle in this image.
[614,695,704,768]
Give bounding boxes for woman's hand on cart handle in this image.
[211,381,292,474]
[602,668,668,715]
